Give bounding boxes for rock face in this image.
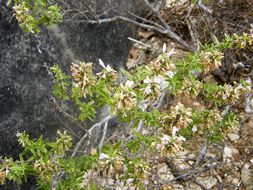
[0,0,148,158]
[0,4,63,157]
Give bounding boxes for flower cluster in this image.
[229,83,249,103]
[153,133,186,156]
[71,62,96,97]
[248,31,253,46]
[176,78,203,98]
[97,59,117,81]
[0,170,7,185]
[161,102,193,131]
[232,32,253,48]
[143,75,169,101]
[55,131,72,155]
[200,49,223,74]
[127,160,150,182]
[150,48,176,76]
[98,153,124,177]
[13,3,33,31]
[201,109,222,129]
[114,81,137,116]
[0,159,10,185]
[16,131,29,148]
[13,3,29,21]
[34,160,57,183]
[207,83,249,105]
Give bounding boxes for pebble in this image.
[227,133,240,141]
[241,164,253,190]
[197,176,217,189]
[224,146,233,158]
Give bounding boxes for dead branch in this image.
[63,0,195,51]
[98,121,108,152]
[71,114,116,158]
[245,77,253,114]
[197,0,213,14]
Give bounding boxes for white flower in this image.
[177,136,186,142]
[161,134,170,144]
[138,101,148,111]
[175,102,184,112]
[154,75,163,84]
[154,75,169,90]
[98,58,106,68]
[166,71,174,78]
[166,47,176,58]
[142,129,149,135]
[99,153,109,160]
[156,143,162,150]
[192,126,198,133]
[144,77,152,84]
[99,59,116,73]
[129,91,137,96]
[144,179,149,185]
[144,85,152,95]
[73,82,79,87]
[125,80,134,88]
[16,131,21,137]
[105,65,114,72]
[172,126,179,136]
[163,43,167,53]
[222,93,227,100]
[126,178,134,184]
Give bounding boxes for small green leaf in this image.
[7,0,12,6]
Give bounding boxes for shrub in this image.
[0,32,252,189]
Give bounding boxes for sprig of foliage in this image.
[8,0,62,33]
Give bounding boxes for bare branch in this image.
[155,92,167,109]
[245,77,253,113]
[63,1,195,51]
[127,11,164,30]
[71,114,116,158]
[194,139,208,169]
[197,0,213,14]
[127,37,152,49]
[141,0,195,51]
[99,121,108,152]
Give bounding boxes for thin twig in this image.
[245,77,253,113]
[155,92,167,109]
[137,120,144,132]
[197,0,213,14]
[234,179,243,190]
[127,11,164,30]
[128,37,152,49]
[194,139,208,169]
[99,121,108,152]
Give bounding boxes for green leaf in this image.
[7,0,12,6]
